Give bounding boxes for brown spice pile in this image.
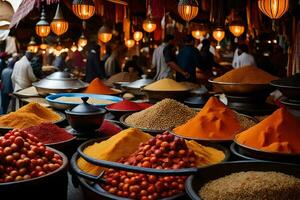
[199,171,300,200]
[105,72,140,87]
[125,98,197,130]
[214,66,278,84]
[236,114,257,131]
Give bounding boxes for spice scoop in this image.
[65,97,106,133]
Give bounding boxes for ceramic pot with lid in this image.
[65,97,106,132]
[32,72,88,96]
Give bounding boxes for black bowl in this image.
[119,114,165,135]
[185,161,300,200]
[271,79,300,100]
[65,109,106,133]
[0,147,68,200]
[230,142,300,164]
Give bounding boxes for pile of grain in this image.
[199,171,300,200]
[105,72,140,87]
[15,86,38,96]
[236,114,257,131]
[144,78,189,91]
[214,66,278,84]
[55,97,114,105]
[125,98,197,130]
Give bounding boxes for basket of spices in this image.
[105,100,152,119]
[142,79,191,102]
[120,99,197,134]
[172,97,257,146]
[232,108,300,164]
[0,129,68,200]
[71,129,228,200]
[185,161,300,200]
[0,102,65,135]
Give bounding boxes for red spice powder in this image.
[23,123,74,144]
[106,100,152,111]
[97,120,122,136]
[84,78,118,95]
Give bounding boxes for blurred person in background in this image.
[86,42,106,82]
[53,52,68,71]
[31,53,44,79]
[105,43,121,77]
[176,35,201,82]
[1,57,15,113]
[232,44,256,68]
[199,39,221,74]
[11,51,37,92]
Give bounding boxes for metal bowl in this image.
[122,78,154,96]
[209,79,271,95]
[270,75,300,100]
[185,161,300,200]
[0,147,68,199]
[143,89,191,103]
[32,72,88,96]
[230,141,300,164]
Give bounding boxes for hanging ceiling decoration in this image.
[178,0,199,22]
[191,30,206,40]
[51,3,69,36]
[27,37,39,53]
[40,43,49,50]
[229,21,245,38]
[71,42,78,52]
[36,5,51,38]
[78,33,88,47]
[212,27,225,49]
[133,31,143,43]
[72,0,95,20]
[98,25,113,43]
[143,0,157,33]
[125,39,135,48]
[258,0,289,19]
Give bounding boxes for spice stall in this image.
[1,0,300,200]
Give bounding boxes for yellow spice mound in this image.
[144,78,189,91]
[0,102,61,129]
[77,128,153,176]
[214,66,278,84]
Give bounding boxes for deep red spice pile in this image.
[106,100,152,111]
[97,120,122,136]
[23,123,74,144]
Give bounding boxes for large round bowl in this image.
[270,76,300,100]
[46,93,123,110]
[230,141,300,164]
[32,71,88,96]
[209,79,271,95]
[122,78,154,96]
[185,161,300,200]
[0,147,68,200]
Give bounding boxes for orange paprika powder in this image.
[235,108,300,154]
[173,97,241,140]
[84,78,118,95]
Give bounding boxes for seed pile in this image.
[236,114,257,131]
[125,99,197,130]
[199,171,300,200]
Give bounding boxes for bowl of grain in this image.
[186,161,300,200]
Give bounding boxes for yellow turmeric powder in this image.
[0,102,61,129]
[77,128,153,175]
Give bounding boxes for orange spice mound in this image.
[173,97,241,140]
[235,108,300,154]
[0,102,61,129]
[84,78,118,95]
[214,66,278,84]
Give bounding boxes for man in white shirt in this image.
[152,38,170,80]
[232,44,256,68]
[11,51,37,92]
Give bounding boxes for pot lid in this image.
[70,97,101,113]
[47,71,74,80]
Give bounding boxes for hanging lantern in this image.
[40,43,49,50]
[125,39,135,48]
[35,6,50,38]
[178,0,199,22]
[229,21,244,40]
[191,30,206,40]
[72,0,95,20]
[143,17,157,33]
[258,0,289,19]
[78,33,88,47]
[212,27,225,49]
[98,25,112,43]
[27,37,39,53]
[51,4,69,36]
[133,31,143,43]
[71,42,78,52]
